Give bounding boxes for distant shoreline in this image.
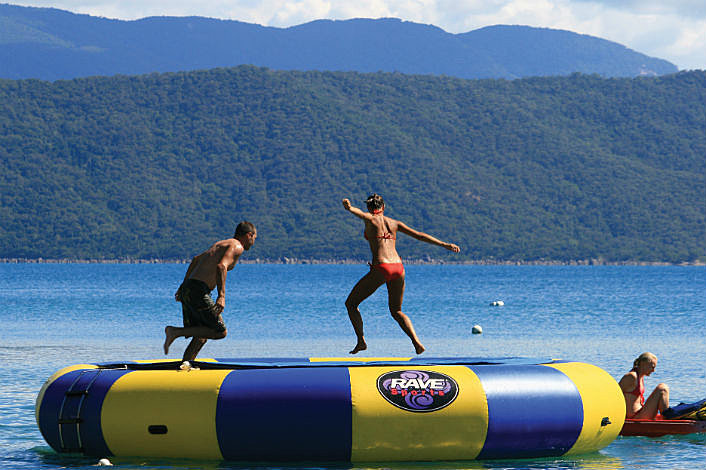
[1,258,703,266]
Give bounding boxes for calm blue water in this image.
[2,263,704,469]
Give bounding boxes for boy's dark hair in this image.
[234,221,256,237]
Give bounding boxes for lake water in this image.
[1,263,704,469]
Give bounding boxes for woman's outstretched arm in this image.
[397,221,460,252]
[342,198,373,221]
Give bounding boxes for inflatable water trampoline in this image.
[36,357,625,462]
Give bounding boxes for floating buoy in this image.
[490,300,504,307]
[472,325,483,334]
[97,458,113,466]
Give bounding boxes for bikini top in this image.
[364,211,396,240]
[628,372,645,405]
[364,231,396,240]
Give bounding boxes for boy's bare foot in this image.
[414,342,425,355]
[349,340,367,354]
[164,326,178,354]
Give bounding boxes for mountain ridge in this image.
[0,3,678,80]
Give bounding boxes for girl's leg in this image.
[345,268,385,354]
[386,275,425,354]
[634,383,670,419]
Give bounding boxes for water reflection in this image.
[32,446,623,470]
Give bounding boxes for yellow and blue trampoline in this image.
[36,357,625,462]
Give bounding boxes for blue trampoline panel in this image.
[469,364,583,459]
[216,367,352,461]
[37,368,129,457]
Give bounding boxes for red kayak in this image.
[620,418,706,437]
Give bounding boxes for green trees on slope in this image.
[0,68,703,262]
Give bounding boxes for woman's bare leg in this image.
[387,275,425,354]
[634,383,670,419]
[345,269,385,354]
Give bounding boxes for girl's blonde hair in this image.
[632,352,657,370]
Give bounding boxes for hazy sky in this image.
[10,0,706,70]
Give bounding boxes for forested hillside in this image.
[0,68,703,263]
[0,3,678,81]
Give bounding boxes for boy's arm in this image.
[214,243,244,313]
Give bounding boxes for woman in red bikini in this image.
[619,352,670,419]
[342,194,460,355]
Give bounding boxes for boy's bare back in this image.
[188,239,244,290]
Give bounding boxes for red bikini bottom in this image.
[372,262,405,282]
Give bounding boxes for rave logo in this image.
[377,370,458,412]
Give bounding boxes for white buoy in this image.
[97,458,113,466]
[471,324,483,334]
[490,300,504,307]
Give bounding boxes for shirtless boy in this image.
[163,221,257,362]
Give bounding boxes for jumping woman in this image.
[342,194,460,355]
